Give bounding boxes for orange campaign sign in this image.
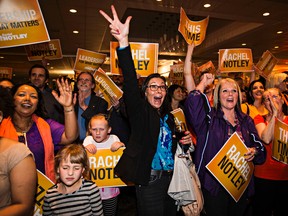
[25,39,63,61]
[34,170,54,215]
[0,0,49,48]
[178,7,209,46]
[110,42,159,76]
[206,132,254,202]
[0,67,13,79]
[93,68,123,110]
[170,63,184,81]
[255,50,278,79]
[87,148,129,187]
[272,118,288,165]
[198,61,216,75]
[74,48,107,73]
[219,48,253,73]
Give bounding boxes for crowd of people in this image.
[0,4,287,216]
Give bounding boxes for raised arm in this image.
[99,5,132,47]
[255,94,278,143]
[52,78,78,143]
[195,73,214,93]
[184,43,196,93]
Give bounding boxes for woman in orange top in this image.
[253,87,288,216]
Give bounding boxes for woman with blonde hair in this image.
[253,87,288,216]
[184,74,266,216]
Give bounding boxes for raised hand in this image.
[99,5,132,47]
[196,73,214,93]
[52,77,73,108]
[268,93,279,117]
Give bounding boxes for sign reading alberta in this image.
[206,132,254,202]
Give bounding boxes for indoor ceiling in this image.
[1,0,288,83]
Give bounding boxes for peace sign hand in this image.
[99,5,132,47]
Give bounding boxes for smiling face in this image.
[219,81,239,111]
[251,81,265,101]
[89,115,111,143]
[145,77,167,109]
[57,156,84,191]
[172,87,184,102]
[77,73,95,93]
[13,85,38,117]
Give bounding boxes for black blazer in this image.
[114,46,177,185]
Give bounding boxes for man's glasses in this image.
[147,84,167,91]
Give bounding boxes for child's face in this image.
[89,118,111,143]
[58,156,84,189]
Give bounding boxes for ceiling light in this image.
[73,30,79,34]
[263,12,270,16]
[242,43,246,46]
[277,31,283,34]
[156,0,162,2]
[0,56,4,59]
[274,46,279,49]
[204,4,211,8]
[69,9,77,13]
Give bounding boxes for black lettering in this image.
[184,27,201,41]
[98,168,106,180]
[9,20,39,29]
[35,184,45,206]
[223,60,249,68]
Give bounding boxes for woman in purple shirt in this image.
[184,73,266,216]
[0,78,78,182]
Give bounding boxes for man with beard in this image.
[74,72,108,142]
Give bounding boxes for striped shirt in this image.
[42,179,103,216]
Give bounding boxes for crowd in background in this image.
[1,5,288,216]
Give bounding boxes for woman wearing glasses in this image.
[253,88,288,216]
[100,6,192,216]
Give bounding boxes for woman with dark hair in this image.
[100,6,192,216]
[167,84,185,111]
[0,86,37,216]
[0,79,78,182]
[241,79,268,119]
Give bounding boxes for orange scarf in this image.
[0,115,56,182]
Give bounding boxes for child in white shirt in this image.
[83,113,125,216]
